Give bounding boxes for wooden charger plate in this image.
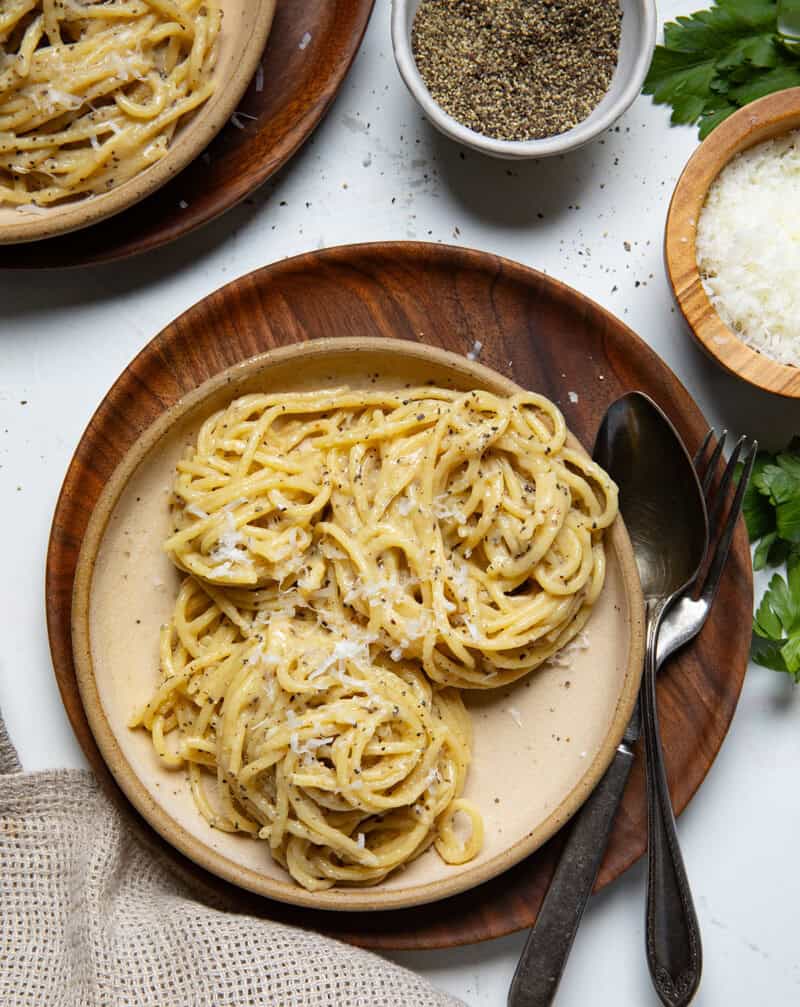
[71,338,645,912]
[47,242,753,946]
[0,0,374,268]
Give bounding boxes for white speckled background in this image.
[2,2,800,1003]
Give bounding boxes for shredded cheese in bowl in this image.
[696,128,800,367]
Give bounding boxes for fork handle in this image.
[642,608,702,1006]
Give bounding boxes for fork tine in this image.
[699,439,758,607]
[693,428,714,468]
[706,434,746,537]
[699,429,728,494]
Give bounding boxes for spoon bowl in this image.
[594,393,708,600]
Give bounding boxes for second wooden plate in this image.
[0,0,374,267]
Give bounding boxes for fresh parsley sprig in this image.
[744,438,800,681]
[643,0,800,139]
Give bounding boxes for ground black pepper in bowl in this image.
[411,0,622,142]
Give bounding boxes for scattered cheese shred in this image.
[506,706,523,728]
[696,128,800,366]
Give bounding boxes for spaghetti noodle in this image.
[130,576,480,891]
[166,386,618,688]
[0,0,220,207]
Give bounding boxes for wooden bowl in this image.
[666,87,800,397]
[0,0,276,246]
[70,336,645,911]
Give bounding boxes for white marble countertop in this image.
[2,2,800,1003]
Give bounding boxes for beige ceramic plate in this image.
[72,338,645,911]
[0,0,276,245]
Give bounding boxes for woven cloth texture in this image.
[0,715,464,1007]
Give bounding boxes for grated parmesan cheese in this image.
[463,617,480,641]
[506,706,523,728]
[209,512,253,571]
[432,494,466,523]
[109,51,131,80]
[295,735,334,757]
[696,128,800,366]
[44,86,82,110]
[544,630,590,671]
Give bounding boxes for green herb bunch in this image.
[644,0,800,138]
[744,439,800,680]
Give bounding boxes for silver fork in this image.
[644,431,757,1007]
[508,430,758,1007]
[655,431,757,669]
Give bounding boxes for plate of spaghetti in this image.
[70,335,645,910]
[0,0,275,244]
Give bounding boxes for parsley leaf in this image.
[743,452,776,541]
[742,443,800,681]
[751,633,796,675]
[643,0,800,138]
[752,562,800,681]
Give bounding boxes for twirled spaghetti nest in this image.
[165,387,618,689]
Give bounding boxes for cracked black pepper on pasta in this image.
[411,0,622,141]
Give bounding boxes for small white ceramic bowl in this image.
[392,0,657,159]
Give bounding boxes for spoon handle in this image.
[641,608,702,1006]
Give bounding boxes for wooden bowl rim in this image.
[0,0,276,245]
[70,335,646,912]
[665,87,800,398]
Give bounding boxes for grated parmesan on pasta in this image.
[696,129,800,366]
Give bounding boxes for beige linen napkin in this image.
[0,715,464,1007]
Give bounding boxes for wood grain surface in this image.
[665,87,800,399]
[0,0,374,269]
[46,242,753,949]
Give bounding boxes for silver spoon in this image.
[508,394,712,1007]
[595,393,708,1005]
